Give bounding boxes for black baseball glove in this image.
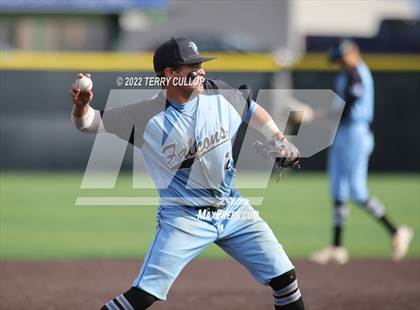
[254,137,300,180]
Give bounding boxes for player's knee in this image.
[269,269,305,309]
[358,196,385,218]
[349,185,369,204]
[101,287,158,310]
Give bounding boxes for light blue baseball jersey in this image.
[97,79,295,300]
[101,79,256,206]
[142,83,255,207]
[328,61,375,202]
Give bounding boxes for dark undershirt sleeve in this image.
[100,97,166,148]
[342,68,363,120]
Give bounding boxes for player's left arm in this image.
[246,102,300,170]
[248,105,285,141]
[209,78,299,170]
[207,79,293,150]
[208,79,285,141]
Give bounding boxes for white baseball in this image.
[75,76,93,92]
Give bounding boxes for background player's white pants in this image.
[132,198,294,300]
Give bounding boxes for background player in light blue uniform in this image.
[310,40,413,265]
[71,38,305,309]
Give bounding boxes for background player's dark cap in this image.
[153,37,215,73]
[328,39,358,62]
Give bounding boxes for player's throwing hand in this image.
[69,73,93,108]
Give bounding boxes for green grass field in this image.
[1,172,419,260]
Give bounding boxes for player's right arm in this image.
[69,73,164,148]
[70,72,135,137]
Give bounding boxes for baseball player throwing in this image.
[310,40,414,264]
[70,38,304,309]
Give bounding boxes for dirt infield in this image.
[1,259,419,310]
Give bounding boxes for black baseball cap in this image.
[328,39,358,62]
[153,37,215,73]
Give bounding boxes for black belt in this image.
[192,204,226,212]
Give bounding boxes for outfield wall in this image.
[1,53,419,171]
